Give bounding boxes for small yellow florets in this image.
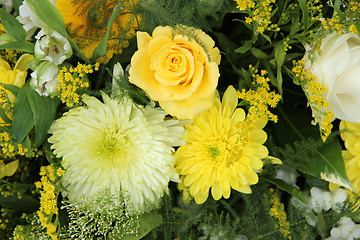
[36,164,65,240]
[237,65,281,125]
[57,63,99,107]
[292,60,333,141]
[269,188,292,239]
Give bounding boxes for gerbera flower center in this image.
[97,125,129,159]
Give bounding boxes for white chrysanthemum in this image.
[49,93,186,212]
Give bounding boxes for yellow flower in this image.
[175,86,269,204]
[129,25,221,119]
[55,0,139,63]
[0,54,32,102]
[340,120,360,193]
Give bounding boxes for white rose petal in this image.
[304,31,360,122]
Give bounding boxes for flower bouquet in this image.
[1,0,360,239]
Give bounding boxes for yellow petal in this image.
[0,160,19,178]
[14,54,33,72]
[221,85,237,114]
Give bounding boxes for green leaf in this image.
[262,177,306,203]
[11,83,34,144]
[0,41,34,53]
[1,83,20,96]
[290,14,300,36]
[25,85,60,148]
[250,48,269,59]
[276,66,283,95]
[120,212,162,240]
[0,194,39,213]
[26,0,67,37]
[260,33,272,44]
[298,0,309,30]
[274,92,351,190]
[235,40,253,54]
[91,2,123,62]
[0,8,26,40]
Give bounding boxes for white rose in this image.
[30,61,59,96]
[304,31,360,122]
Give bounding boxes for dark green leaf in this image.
[0,41,34,53]
[0,194,39,213]
[250,48,269,59]
[262,177,306,203]
[11,83,34,144]
[25,85,60,148]
[0,8,26,40]
[91,2,123,62]
[235,40,253,54]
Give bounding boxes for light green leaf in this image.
[91,2,123,62]
[0,8,26,40]
[11,83,34,144]
[25,84,60,148]
[298,0,309,30]
[0,41,34,53]
[262,177,306,203]
[120,212,162,240]
[235,40,253,54]
[261,33,272,44]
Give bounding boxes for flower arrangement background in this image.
[0,0,360,239]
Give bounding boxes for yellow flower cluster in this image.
[292,60,333,141]
[35,164,65,240]
[57,63,99,107]
[234,0,255,11]
[269,188,292,239]
[236,0,279,34]
[320,15,344,35]
[236,66,281,125]
[320,1,360,35]
[0,130,27,179]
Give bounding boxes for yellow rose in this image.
[129,26,221,119]
[0,54,33,123]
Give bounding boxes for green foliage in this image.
[137,0,233,33]
[11,82,60,147]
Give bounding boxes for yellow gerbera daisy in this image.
[339,121,360,193]
[55,0,139,63]
[175,85,270,204]
[49,93,186,212]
